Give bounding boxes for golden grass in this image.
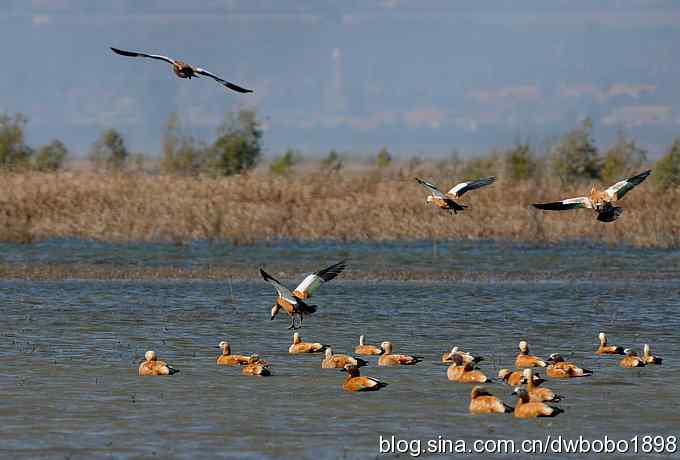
[1,169,678,247]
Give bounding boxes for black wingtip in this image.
[259,268,272,281]
[110,47,136,57]
[224,82,255,94]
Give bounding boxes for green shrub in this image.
[550,118,601,183]
[34,140,68,171]
[505,143,537,181]
[89,129,129,171]
[204,108,262,176]
[270,148,300,175]
[654,139,680,190]
[601,132,647,183]
[0,113,32,169]
[321,149,343,172]
[160,113,205,176]
[376,147,392,168]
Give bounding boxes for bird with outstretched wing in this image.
[110,47,253,93]
[260,261,346,329]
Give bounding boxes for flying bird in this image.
[415,177,496,214]
[532,170,651,222]
[260,261,346,329]
[110,47,253,93]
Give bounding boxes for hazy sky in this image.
[3,0,680,157]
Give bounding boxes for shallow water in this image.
[1,240,679,459]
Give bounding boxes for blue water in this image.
[0,240,679,459]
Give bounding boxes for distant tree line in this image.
[0,113,68,171]
[2,110,680,189]
[413,117,680,191]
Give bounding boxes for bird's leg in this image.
[287,316,296,329]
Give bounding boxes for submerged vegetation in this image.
[0,109,679,247]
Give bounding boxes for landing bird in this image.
[532,170,651,222]
[260,261,346,329]
[110,47,253,93]
[415,177,496,214]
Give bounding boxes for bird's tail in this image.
[452,202,467,214]
[300,303,317,315]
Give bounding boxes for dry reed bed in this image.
[1,171,678,247]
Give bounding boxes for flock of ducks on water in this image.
[134,245,662,419]
[116,46,660,420]
[139,332,662,418]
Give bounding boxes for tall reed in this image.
[0,169,677,247]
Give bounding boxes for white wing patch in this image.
[605,180,628,201]
[447,182,468,196]
[293,274,324,299]
[563,196,593,208]
[148,54,176,65]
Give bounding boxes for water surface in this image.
[0,240,679,459]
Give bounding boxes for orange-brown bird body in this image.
[288,332,326,354]
[341,365,387,392]
[620,349,645,368]
[354,335,383,355]
[596,332,625,355]
[512,388,562,418]
[469,386,512,414]
[515,340,547,368]
[216,341,251,365]
[138,351,179,376]
[377,341,422,366]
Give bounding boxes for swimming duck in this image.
[642,344,662,365]
[110,47,253,93]
[532,170,650,222]
[546,353,593,378]
[288,332,326,354]
[441,346,482,364]
[377,341,423,366]
[619,349,645,368]
[447,354,491,383]
[138,350,179,376]
[322,347,368,369]
[512,387,563,418]
[354,335,383,355]
[341,364,388,392]
[241,355,271,376]
[522,369,561,402]
[216,341,252,366]
[498,368,543,386]
[469,386,513,414]
[515,340,547,368]
[596,332,625,355]
[260,261,346,329]
[415,176,496,214]
[498,369,524,386]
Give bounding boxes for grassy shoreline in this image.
[1,170,679,247]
